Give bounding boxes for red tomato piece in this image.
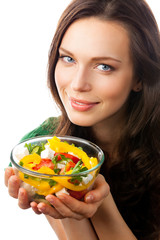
[68,178,81,185]
[54,153,80,164]
[54,153,62,161]
[60,161,76,174]
[68,189,88,200]
[32,158,54,170]
[67,161,76,170]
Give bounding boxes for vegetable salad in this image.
[15,136,98,200]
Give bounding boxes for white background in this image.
[0,1,159,240]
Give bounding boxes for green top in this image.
[9,117,59,167]
[20,117,59,142]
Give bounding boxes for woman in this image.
[5,0,160,239]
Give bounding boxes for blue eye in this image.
[60,56,75,63]
[97,64,111,72]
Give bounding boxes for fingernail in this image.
[57,194,65,200]
[46,196,54,204]
[19,188,24,197]
[38,206,45,212]
[85,195,94,202]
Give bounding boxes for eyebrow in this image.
[59,47,122,63]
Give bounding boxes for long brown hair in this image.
[47,0,160,239]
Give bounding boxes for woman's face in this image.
[55,17,138,128]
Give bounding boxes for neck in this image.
[91,116,125,154]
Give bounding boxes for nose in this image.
[71,66,92,92]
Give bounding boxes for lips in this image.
[69,96,99,112]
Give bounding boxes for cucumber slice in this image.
[31,146,40,154]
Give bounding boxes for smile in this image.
[69,96,99,112]
[73,100,86,105]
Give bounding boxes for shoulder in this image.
[20,117,60,142]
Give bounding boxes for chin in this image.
[68,114,95,127]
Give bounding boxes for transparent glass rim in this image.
[10,135,105,178]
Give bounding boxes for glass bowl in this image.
[10,135,104,204]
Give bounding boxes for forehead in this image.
[60,17,131,63]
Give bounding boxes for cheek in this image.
[96,75,133,102]
[55,63,72,92]
[55,64,64,90]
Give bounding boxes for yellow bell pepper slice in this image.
[19,171,50,190]
[20,153,41,170]
[36,183,63,196]
[52,170,95,191]
[48,136,97,169]
[19,171,64,196]
[37,166,55,175]
[89,157,98,168]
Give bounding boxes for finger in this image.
[37,202,64,219]
[18,188,30,209]
[54,194,95,219]
[4,167,15,187]
[30,202,42,215]
[84,174,110,203]
[8,175,21,198]
[45,195,83,220]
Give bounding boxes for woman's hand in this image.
[31,174,109,220]
[4,167,33,210]
[5,169,109,219]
